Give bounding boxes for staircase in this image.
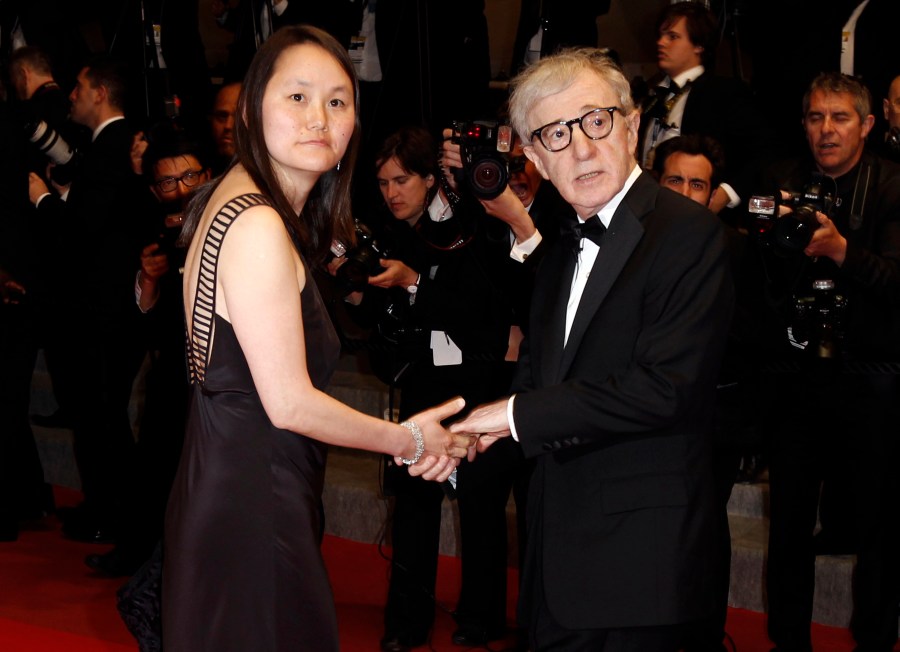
[28,350,862,628]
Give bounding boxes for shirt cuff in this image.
[507,394,519,442]
[34,192,51,208]
[720,182,740,209]
[510,229,542,262]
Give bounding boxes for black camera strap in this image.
[846,159,871,231]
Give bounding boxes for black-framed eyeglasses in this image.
[530,107,624,152]
[155,170,205,193]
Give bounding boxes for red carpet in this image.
[0,487,862,652]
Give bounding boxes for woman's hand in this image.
[396,397,477,482]
[368,258,417,289]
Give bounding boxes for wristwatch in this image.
[406,273,421,295]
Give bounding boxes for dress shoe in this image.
[30,408,73,429]
[85,547,143,577]
[380,631,427,652]
[61,509,117,544]
[451,624,507,647]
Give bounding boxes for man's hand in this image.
[479,186,537,243]
[440,128,462,193]
[0,270,26,305]
[130,131,148,176]
[368,258,417,289]
[28,172,49,205]
[804,212,847,265]
[449,397,512,456]
[140,243,170,282]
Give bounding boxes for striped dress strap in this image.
[187,193,271,385]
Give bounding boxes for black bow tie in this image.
[562,215,606,255]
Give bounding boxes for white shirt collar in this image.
[92,115,125,142]
[670,64,704,90]
[582,164,642,228]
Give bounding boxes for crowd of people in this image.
[1,2,899,652]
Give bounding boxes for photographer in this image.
[338,126,523,651]
[757,72,900,652]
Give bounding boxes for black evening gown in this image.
[163,194,341,651]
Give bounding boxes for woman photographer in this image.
[162,26,472,652]
[346,126,521,650]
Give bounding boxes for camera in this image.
[24,120,80,186]
[451,120,513,200]
[790,279,848,359]
[748,173,835,256]
[332,221,395,293]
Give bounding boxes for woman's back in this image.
[163,169,342,651]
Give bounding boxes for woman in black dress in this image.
[162,25,473,652]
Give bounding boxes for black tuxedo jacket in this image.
[35,119,144,331]
[511,171,734,628]
[641,72,775,204]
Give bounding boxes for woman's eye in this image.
[329,98,346,108]
[290,94,305,102]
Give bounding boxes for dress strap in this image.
[187,193,271,385]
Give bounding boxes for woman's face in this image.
[262,43,356,186]
[376,156,433,223]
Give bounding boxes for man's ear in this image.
[861,113,875,139]
[707,186,719,209]
[95,84,108,105]
[523,145,550,181]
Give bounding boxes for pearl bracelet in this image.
[399,420,425,465]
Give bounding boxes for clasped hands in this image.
[402,397,513,482]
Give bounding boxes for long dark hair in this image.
[180,25,360,263]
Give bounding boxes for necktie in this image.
[645,81,681,122]
[562,215,606,256]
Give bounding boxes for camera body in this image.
[451,120,513,200]
[333,221,395,293]
[748,173,835,256]
[790,279,848,359]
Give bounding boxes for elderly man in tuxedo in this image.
[452,48,733,651]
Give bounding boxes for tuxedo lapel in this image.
[540,242,577,387]
[557,174,656,378]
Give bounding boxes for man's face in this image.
[150,154,209,224]
[523,70,638,219]
[507,139,542,207]
[657,17,702,77]
[803,89,874,178]
[211,83,240,157]
[659,151,716,206]
[69,67,99,128]
[884,76,900,131]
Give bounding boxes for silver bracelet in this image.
[399,420,425,465]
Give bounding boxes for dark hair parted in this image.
[657,2,718,68]
[803,71,873,123]
[181,25,360,263]
[652,134,726,189]
[375,126,439,202]
[141,120,205,179]
[83,56,129,111]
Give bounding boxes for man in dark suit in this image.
[639,2,774,217]
[28,56,146,544]
[449,49,733,651]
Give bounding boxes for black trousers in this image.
[383,359,518,639]
[0,301,46,525]
[532,588,683,652]
[765,368,900,652]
